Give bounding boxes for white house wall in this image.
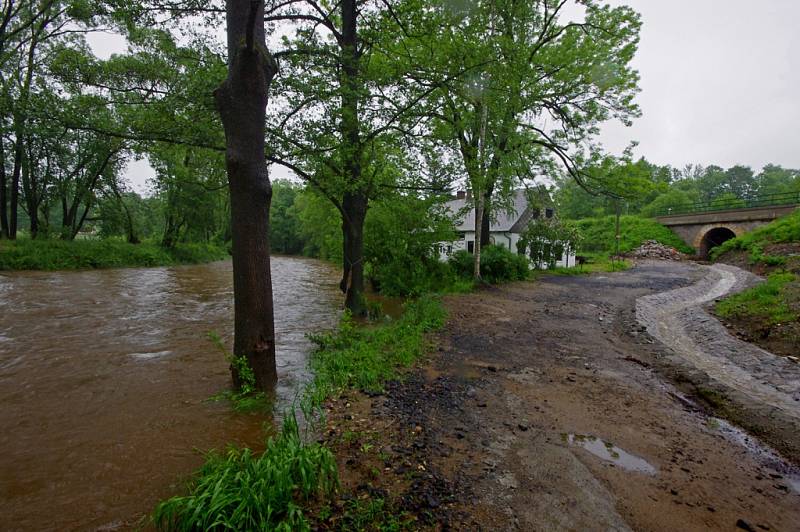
[437,233,575,270]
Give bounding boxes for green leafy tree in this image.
[518,218,581,270]
[419,0,642,278]
[269,180,304,255]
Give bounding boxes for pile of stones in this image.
[627,240,685,260]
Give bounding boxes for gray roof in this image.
[445,189,539,233]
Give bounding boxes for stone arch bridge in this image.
[656,201,799,259]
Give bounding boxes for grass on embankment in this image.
[716,273,798,326]
[574,215,695,256]
[711,209,800,269]
[153,296,447,531]
[712,210,799,358]
[0,239,228,271]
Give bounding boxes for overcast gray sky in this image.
[89,1,800,194]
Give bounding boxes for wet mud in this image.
[0,257,340,531]
[321,261,800,531]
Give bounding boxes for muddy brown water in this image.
[0,257,341,531]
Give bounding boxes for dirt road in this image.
[321,261,800,531]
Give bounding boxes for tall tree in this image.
[215,0,279,390]
[267,0,450,315]
[420,0,642,276]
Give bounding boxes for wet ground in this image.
[0,257,341,531]
[320,261,800,531]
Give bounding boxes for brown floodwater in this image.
[0,257,341,531]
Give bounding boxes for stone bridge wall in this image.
[656,205,798,257]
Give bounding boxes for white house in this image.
[439,189,576,269]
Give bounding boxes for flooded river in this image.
[0,257,341,531]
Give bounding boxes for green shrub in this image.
[153,413,338,531]
[479,245,530,283]
[575,215,694,255]
[448,249,473,278]
[449,245,529,283]
[370,256,462,297]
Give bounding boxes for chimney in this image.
[456,190,466,200]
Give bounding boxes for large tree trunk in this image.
[0,131,8,238]
[480,185,493,248]
[22,143,39,238]
[340,191,367,316]
[9,134,22,239]
[473,193,484,279]
[472,102,489,280]
[338,0,368,316]
[214,0,279,391]
[9,22,38,240]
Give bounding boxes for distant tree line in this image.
[555,161,800,220]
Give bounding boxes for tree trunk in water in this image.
[340,191,367,317]
[215,0,279,391]
[337,0,368,317]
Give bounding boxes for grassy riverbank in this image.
[153,296,447,530]
[0,239,229,271]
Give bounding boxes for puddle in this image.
[563,434,657,475]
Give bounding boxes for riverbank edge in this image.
[152,296,448,530]
[0,239,229,271]
[150,262,631,530]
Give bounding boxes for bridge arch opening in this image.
[700,227,736,259]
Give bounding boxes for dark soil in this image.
[316,262,800,531]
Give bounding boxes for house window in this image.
[545,208,554,219]
[467,241,475,254]
[447,245,453,254]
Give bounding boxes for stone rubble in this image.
[627,239,685,260]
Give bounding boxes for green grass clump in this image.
[715,272,798,325]
[531,255,630,278]
[333,497,413,530]
[710,209,800,265]
[153,413,338,532]
[306,296,447,406]
[0,238,228,271]
[574,215,694,255]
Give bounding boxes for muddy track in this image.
[322,261,800,531]
[637,263,800,417]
